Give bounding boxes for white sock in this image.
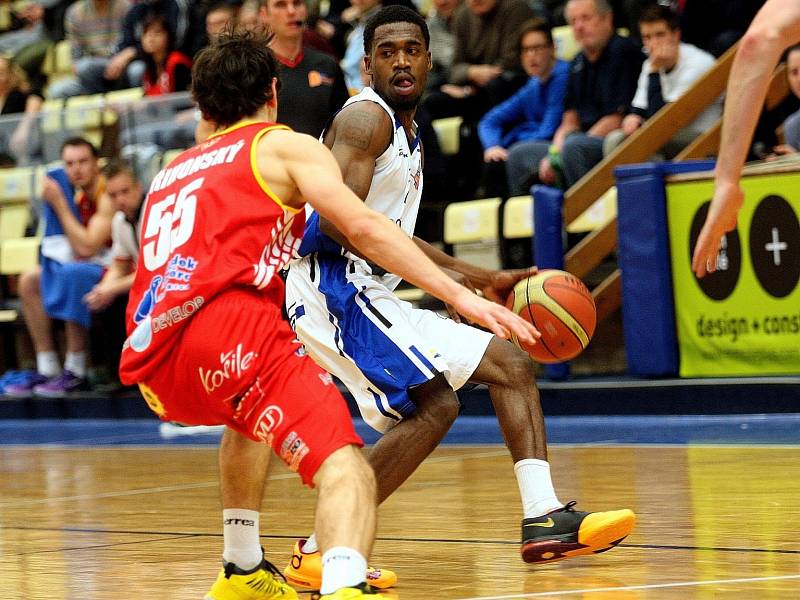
[222,509,262,570]
[514,458,562,519]
[320,547,367,594]
[302,533,319,553]
[36,351,60,378]
[64,352,87,377]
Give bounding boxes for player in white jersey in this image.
[221,6,636,592]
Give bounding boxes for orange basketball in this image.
[505,270,596,363]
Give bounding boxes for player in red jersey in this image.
[118,30,537,600]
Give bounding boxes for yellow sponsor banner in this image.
[666,172,800,377]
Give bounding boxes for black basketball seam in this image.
[542,282,597,312]
[525,282,559,361]
[538,282,591,342]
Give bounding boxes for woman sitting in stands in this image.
[0,55,42,165]
[140,12,192,96]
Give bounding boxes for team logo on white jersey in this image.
[253,212,302,289]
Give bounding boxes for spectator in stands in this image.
[140,12,192,96]
[84,159,141,311]
[424,0,536,198]
[3,137,114,399]
[509,0,642,192]
[117,12,195,152]
[114,0,196,88]
[238,0,262,31]
[205,1,239,43]
[679,0,764,58]
[603,4,720,159]
[259,0,349,136]
[478,18,569,197]
[47,0,130,99]
[0,56,43,165]
[9,0,74,96]
[426,0,535,119]
[426,0,461,93]
[0,2,51,55]
[340,0,383,92]
[84,159,143,386]
[769,45,800,156]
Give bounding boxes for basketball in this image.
[505,270,597,363]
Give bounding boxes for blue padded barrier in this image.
[614,160,715,376]
[532,185,569,380]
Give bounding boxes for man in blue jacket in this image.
[477,17,569,196]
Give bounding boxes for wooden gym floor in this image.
[1,415,799,599]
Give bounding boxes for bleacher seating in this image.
[444,197,502,270]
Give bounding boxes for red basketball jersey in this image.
[119,121,306,385]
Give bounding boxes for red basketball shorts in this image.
[135,287,362,486]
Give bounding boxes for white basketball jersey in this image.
[303,86,424,291]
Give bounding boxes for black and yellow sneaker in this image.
[311,582,379,599]
[205,557,298,599]
[521,501,636,564]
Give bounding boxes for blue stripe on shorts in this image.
[316,255,435,420]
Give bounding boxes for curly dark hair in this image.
[191,28,280,128]
[363,5,429,55]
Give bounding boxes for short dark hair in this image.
[638,3,680,30]
[518,17,553,51]
[103,158,137,181]
[363,5,429,55]
[61,137,98,157]
[192,28,280,128]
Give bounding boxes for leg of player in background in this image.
[471,337,636,564]
[285,374,458,590]
[368,373,460,504]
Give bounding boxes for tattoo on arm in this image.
[338,107,382,150]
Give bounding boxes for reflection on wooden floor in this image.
[2,445,799,599]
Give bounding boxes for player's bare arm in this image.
[692,0,800,277]
[412,236,537,303]
[318,101,393,250]
[264,130,537,344]
[45,185,115,258]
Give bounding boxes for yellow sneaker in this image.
[205,558,299,599]
[312,583,379,599]
[521,501,636,564]
[284,540,397,590]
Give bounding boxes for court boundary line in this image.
[4,525,800,557]
[452,574,800,599]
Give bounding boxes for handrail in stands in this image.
[559,42,792,331]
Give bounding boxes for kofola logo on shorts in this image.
[198,343,258,394]
[253,405,284,445]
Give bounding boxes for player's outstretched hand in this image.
[451,288,540,344]
[482,266,538,304]
[691,182,744,277]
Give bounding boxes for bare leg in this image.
[470,337,547,461]
[219,426,270,510]
[313,444,376,558]
[368,373,460,504]
[64,322,89,354]
[18,267,55,353]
